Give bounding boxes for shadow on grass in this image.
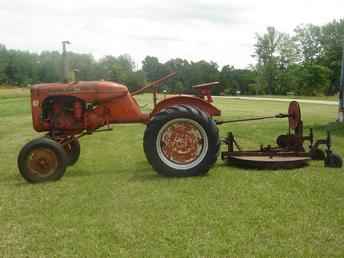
[128,160,214,182]
[128,160,166,182]
[64,168,134,178]
[217,160,309,172]
[3,156,314,187]
[0,174,64,187]
[63,160,162,181]
[128,173,164,182]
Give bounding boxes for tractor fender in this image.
[151,96,221,117]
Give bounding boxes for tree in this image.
[319,19,344,94]
[142,56,168,82]
[125,70,145,91]
[164,58,191,92]
[5,50,40,85]
[254,27,285,94]
[96,55,118,81]
[276,35,299,94]
[294,64,330,95]
[68,53,97,81]
[220,65,236,94]
[294,24,322,64]
[37,51,62,83]
[188,61,219,94]
[0,44,8,84]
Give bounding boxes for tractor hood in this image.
[31,81,129,103]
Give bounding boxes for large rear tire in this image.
[18,137,68,183]
[144,105,220,177]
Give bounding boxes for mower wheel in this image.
[63,138,81,166]
[18,137,68,183]
[309,148,325,160]
[325,153,343,168]
[144,105,220,177]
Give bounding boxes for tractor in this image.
[18,72,222,183]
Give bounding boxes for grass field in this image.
[0,86,29,100]
[1,89,344,257]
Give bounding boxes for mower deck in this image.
[223,154,310,169]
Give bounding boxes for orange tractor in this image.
[18,72,223,182]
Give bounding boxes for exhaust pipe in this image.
[62,41,71,83]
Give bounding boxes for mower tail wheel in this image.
[63,138,81,166]
[325,153,343,168]
[144,105,220,177]
[17,137,68,183]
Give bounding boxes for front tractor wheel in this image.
[144,105,220,177]
[17,138,68,183]
[63,138,81,166]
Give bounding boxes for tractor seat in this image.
[192,81,220,103]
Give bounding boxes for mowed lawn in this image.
[0,89,344,258]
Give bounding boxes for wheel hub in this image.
[27,148,58,177]
[158,119,207,166]
[161,122,203,164]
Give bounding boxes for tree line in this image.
[0,18,343,96]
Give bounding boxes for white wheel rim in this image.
[156,118,209,170]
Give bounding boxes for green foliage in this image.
[254,27,283,94]
[220,66,256,95]
[294,24,323,64]
[0,18,343,96]
[69,52,97,81]
[142,56,168,82]
[295,64,331,95]
[254,19,344,96]
[319,19,344,94]
[0,44,9,84]
[254,27,299,94]
[37,51,62,83]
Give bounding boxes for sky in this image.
[0,0,343,68]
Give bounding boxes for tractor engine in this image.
[41,97,107,134]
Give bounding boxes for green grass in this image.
[0,90,344,257]
[0,87,30,100]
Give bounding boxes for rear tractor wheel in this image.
[17,137,68,183]
[144,105,220,177]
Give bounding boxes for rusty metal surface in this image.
[223,151,309,157]
[26,148,58,178]
[160,120,203,164]
[192,82,220,89]
[221,102,311,169]
[31,81,149,132]
[220,98,341,169]
[288,101,301,129]
[31,72,219,135]
[226,155,310,169]
[151,95,221,117]
[192,81,219,103]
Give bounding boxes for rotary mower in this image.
[18,72,342,183]
[220,101,343,169]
